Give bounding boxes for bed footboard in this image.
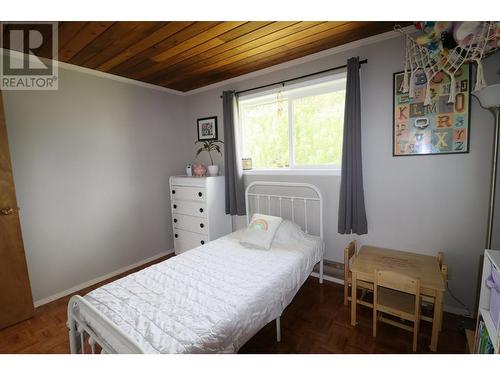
[67,295,144,354]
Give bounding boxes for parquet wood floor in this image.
[0,255,469,354]
[240,278,469,354]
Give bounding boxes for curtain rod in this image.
[219,59,367,98]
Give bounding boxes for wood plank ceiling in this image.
[13,21,408,92]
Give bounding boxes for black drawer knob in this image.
[173,204,177,209]
[200,240,205,245]
[198,192,203,197]
[199,208,204,213]
[200,223,204,228]
[174,234,178,238]
[172,190,176,194]
[173,218,177,223]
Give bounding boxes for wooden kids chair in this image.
[373,270,421,352]
[344,240,373,307]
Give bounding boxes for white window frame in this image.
[238,72,346,175]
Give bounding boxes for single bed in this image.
[67,181,324,354]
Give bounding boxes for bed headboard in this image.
[245,181,323,239]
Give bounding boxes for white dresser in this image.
[170,176,232,255]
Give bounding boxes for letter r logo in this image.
[9,29,47,70]
[1,22,57,76]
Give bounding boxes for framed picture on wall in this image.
[197,116,218,141]
[393,64,471,156]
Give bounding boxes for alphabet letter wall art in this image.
[393,64,471,156]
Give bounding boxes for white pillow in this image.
[273,220,307,246]
[239,214,283,249]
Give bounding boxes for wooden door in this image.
[0,91,34,329]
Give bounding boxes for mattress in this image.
[84,229,324,353]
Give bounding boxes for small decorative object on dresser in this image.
[195,139,224,176]
[170,176,232,255]
[192,163,207,177]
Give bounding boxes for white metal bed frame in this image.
[67,181,324,354]
[245,181,324,343]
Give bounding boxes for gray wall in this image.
[3,67,190,302]
[186,36,500,313]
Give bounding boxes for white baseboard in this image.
[309,272,472,317]
[33,249,174,308]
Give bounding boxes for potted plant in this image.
[195,140,224,176]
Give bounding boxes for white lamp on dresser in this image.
[170,176,232,255]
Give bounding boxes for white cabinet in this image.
[170,176,232,255]
[474,249,500,353]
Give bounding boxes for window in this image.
[239,74,346,171]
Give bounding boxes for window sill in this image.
[243,168,341,176]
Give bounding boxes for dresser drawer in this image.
[171,186,206,202]
[170,176,206,187]
[173,229,208,255]
[172,200,207,218]
[173,214,208,235]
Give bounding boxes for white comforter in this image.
[84,229,324,353]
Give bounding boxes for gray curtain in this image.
[223,91,246,216]
[338,57,368,235]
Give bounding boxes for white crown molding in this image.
[1,25,413,97]
[0,48,187,96]
[59,60,188,96]
[183,25,414,95]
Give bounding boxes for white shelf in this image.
[486,250,500,271]
[476,249,500,354]
[479,307,499,353]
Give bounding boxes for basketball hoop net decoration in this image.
[396,22,500,106]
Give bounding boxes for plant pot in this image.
[208,165,219,176]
